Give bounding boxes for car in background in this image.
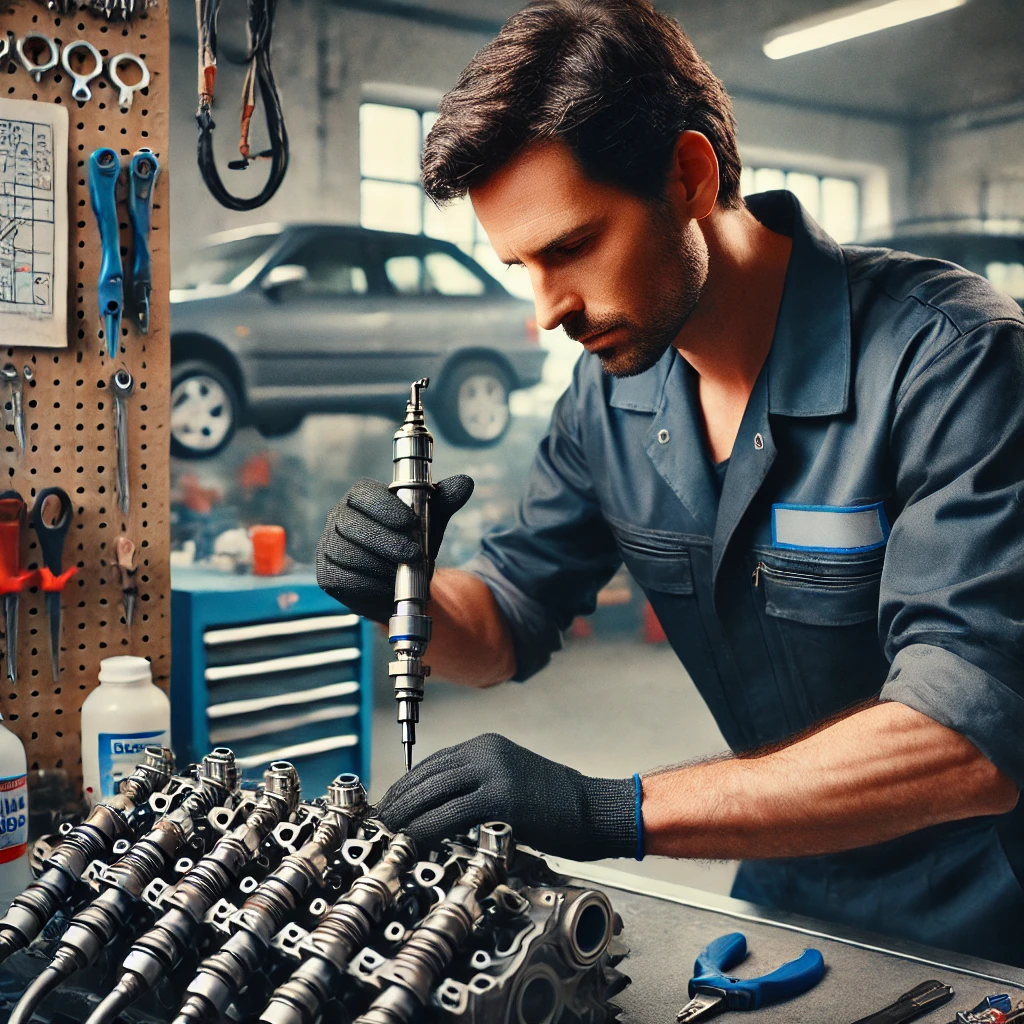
[169,224,546,458]
[865,224,1024,310]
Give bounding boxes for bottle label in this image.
[96,730,170,801]
[0,774,28,863]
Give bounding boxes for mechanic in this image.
[317,0,1024,965]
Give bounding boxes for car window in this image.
[173,234,277,289]
[286,235,370,296]
[383,250,486,297]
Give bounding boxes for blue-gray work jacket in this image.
[467,191,1024,966]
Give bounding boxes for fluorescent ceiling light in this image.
[764,0,968,59]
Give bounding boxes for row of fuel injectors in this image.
[0,746,629,1024]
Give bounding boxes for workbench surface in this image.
[552,861,1024,1024]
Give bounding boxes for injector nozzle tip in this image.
[404,742,413,773]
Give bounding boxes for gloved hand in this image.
[374,733,639,861]
[316,475,474,623]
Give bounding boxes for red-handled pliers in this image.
[0,492,37,685]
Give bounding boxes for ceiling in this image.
[348,0,1024,121]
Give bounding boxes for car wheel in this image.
[170,360,240,459]
[433,359,512,448]
[257,414,304,439]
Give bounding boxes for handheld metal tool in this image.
[61,39,103,102]
[112,368,134,516]
[15,32,59,82]
[388,379,434,773]
[107,52,150,113]
[88,148,124,358]
[675,932,825,1023]
[945,994,1016,1024]
[1,364,25,454]
[32,487,78,683]
[128,149,159,334]
[116,535,138,626]
[0,493,35,685]
[850,980,956,1024]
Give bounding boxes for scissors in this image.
[32,487,77,683]
[676,932,825,1022]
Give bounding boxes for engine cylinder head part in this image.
[326,773,366,812]
[560,890,614,968]
[200,747,238,792]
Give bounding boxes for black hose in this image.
[84,978,138,1024]
[195,0,289,211]
[8,963,71,1024]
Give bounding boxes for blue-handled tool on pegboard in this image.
[128,148,159,335]
[88,147,123,358]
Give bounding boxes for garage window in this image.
[741,166,861,242]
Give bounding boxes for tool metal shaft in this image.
[388,380,434,773]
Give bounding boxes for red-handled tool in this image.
[32,488,77,683]
[0,492,36,685]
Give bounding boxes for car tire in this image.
[257,414,305,439]
[170,360,241,460]
[432,359,513,448]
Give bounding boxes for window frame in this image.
[259,227,383,299]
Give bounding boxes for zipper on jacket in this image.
[751,561,882,589]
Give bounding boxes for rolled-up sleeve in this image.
[878,317,1024,785]
[463,362,622,681]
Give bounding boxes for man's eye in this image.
[554,238,589,259]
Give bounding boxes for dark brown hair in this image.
[422,0,743,208]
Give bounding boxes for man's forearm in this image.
[642,701,1019,860]
[424,568,517,687]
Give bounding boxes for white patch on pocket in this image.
[772,501,889,553]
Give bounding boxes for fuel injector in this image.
[0,744,175,964]
[389,378,434,772]
[259,828,418,1024]
[172,774,367,1024]
[83,762,301,1024]
[354,822,513,1024]
[8,749,239,1024]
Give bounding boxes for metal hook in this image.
[61,40,103,103]
[16,33,59,83]
[107,52,150,113]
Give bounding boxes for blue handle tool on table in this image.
[32,487,77,683]
[128,148,159,334]
[88,148,124,358]
[675,932,825,1022]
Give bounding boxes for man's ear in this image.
[665,131,719,221]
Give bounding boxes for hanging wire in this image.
[195,0,289,212]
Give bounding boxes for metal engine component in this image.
[0,745,175,964]
[84,761,302,1024]
[389,378,434,772]
[7,749,240,1024]
[354,822,514,1024]
[173,773,368,1024]
[259,828,419,1024]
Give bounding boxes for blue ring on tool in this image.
[633,773,644,861]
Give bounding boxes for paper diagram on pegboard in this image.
[0,98,68,348]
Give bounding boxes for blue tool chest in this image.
[170,569,373,796]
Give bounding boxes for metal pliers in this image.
[128,149,159,334]
[675,932,825,1022]
[88,148,123,358]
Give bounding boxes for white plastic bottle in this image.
[81,656,171,806]
[0,715,31,907]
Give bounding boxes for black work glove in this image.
[316,475,474,623]
[374,733,639,861]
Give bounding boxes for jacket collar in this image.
[608,190,852,418]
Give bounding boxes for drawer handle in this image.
[235,733,358,769]
[207,680,360,719]
[204,613,359,647]
[205,646,360,682]
[209,703,359,745]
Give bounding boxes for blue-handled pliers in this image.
[675,932,825,1022]
[128,148,160,335]
[88,148,123,359]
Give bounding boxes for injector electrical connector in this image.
[0,744,175,965]
[173,773,367,1024]
[353,821,513,1024]
[389,378,434,772]
[7,748,240,1024]
[84,761,302,1024]
[259,828,418,1024]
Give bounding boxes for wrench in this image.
[16,33,59,83]
[111,369,134,517]
[61,40,104,103]
[1,365,24,454]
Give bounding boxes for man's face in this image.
[471,141,708,377]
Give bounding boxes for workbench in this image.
[550,859,1024,1023]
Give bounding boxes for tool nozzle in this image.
[404,741,413,773]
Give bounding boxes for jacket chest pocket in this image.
[753,557,882,626]
[614,533,694,595]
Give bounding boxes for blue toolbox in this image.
[170,568,373,795]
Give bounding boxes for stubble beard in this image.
[564,211,709,379]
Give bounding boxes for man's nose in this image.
[532,273,582,333]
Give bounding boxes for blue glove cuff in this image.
[633,773,644,861]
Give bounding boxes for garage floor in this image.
[369,633,739,897]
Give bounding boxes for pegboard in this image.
[0,0,170,788]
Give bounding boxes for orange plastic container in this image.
[250,525,287,576]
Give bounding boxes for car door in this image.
[243,229,398,415]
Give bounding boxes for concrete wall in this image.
[167,1,913,271]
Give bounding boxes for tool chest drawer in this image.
[171,569,372,792]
